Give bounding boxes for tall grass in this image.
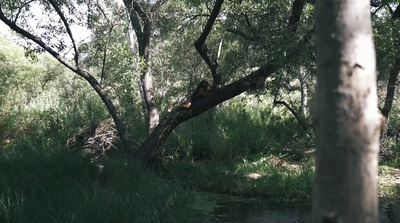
[164,97,313,162]
[0,147,215,223]
[163,156,314,202]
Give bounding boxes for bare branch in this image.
[178,14,210,31]
[194,0,223,46]
[97,0,110,25]
[150,0,168,12]
[134,59,279,162]
[100,25,114,86]
[0,7,79,74]
[13,0,36,22]
[273,100,308,130]
[372,4,384,16]
[194,0,224,87]
[225,28,259,41]
[48,0,80,66]
[0,5,130,152]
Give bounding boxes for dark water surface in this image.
[212,199,311,223]
[212,198,394,223]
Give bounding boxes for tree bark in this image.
[312,0,383,223]
[124,0,160,134]
[135,0,314,162]
[134,62,278,162]
[382,57,400,118]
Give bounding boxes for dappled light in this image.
[0,0,400,222]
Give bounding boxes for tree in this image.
[0,0,131,150]
[123,0,167,134]
[312,0,383,222]
[0,0,315,163]
[380,3,400,119]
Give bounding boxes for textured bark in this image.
[312,0,383,223]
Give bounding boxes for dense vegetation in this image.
[1,0,400,222]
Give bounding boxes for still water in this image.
[212,199,393,223]
[212,199,311,223]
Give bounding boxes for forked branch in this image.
[194,0,223,87]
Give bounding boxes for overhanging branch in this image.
[48,0,80,67]
[0,7,79,74]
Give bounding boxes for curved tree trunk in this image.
[81,72,130,150]
[0,9,131,151]
[312,0,383,222]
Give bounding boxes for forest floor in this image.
[378,166,400,199]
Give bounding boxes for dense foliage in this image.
[1,0,400,222]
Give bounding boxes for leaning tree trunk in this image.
[134,63,278,162]
[382,57,400,119]
[312,0,383,222]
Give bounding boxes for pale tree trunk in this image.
[124,0,160,134]
[313,0,383,222]
[298,69,308,118]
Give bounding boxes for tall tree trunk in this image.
[298,70,308,118]
[141,49,159,135]
[312,0,383,222]
[124,0,160,134]
[382,57,400,118]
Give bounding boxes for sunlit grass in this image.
[163,154,314,203]
[378,165,400,199]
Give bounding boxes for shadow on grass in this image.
[0,148,215,223]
